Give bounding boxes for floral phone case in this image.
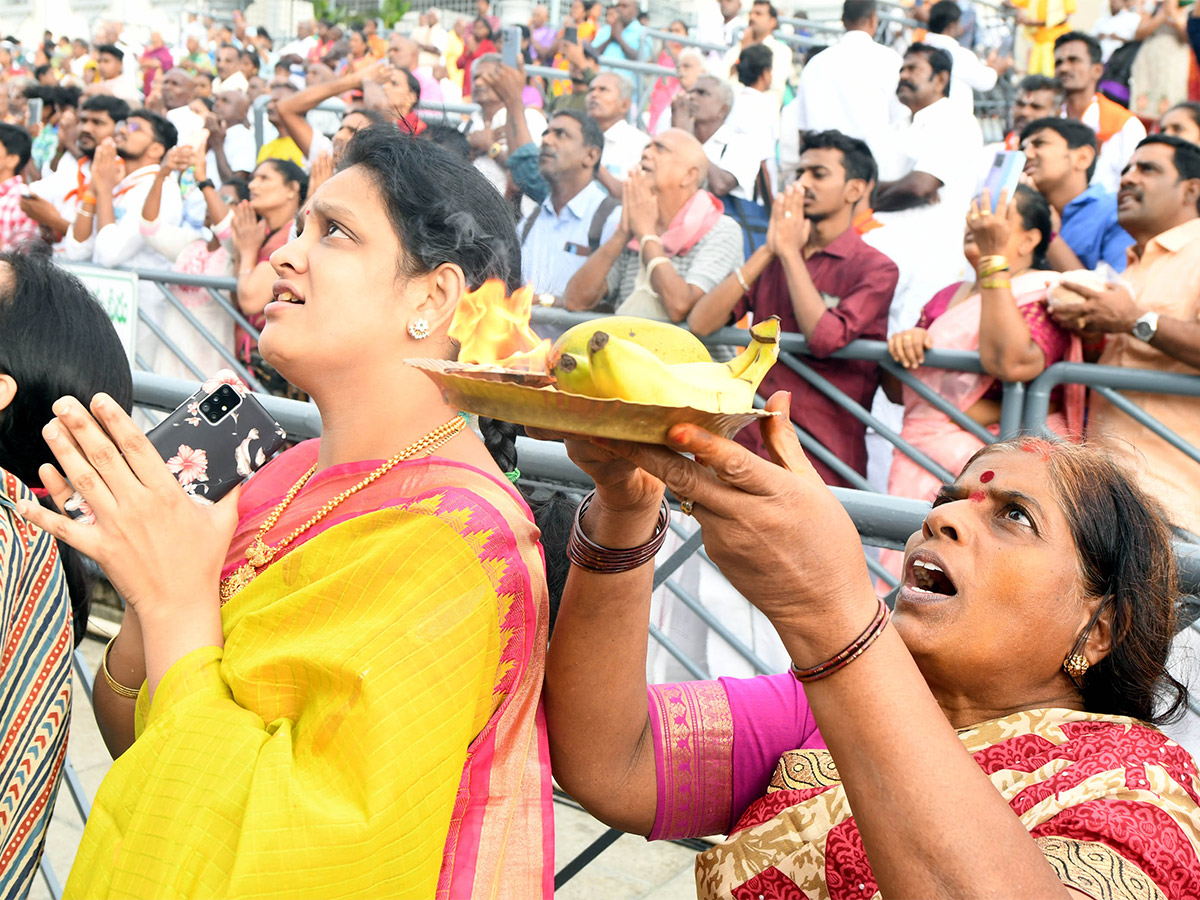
[65,372,288,523]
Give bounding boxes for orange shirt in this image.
[1088,217,1200,535]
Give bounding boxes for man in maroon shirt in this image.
[688,130,898,486]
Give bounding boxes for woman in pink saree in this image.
[884,186,1084,511]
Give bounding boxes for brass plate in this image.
[407,358,776,444]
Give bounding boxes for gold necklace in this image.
[219,412,468,604]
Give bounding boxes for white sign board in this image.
[60,264,139,363]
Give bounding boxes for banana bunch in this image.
[552,316,781,414]
[550,316,713,368]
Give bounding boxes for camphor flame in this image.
[448,279,552,372]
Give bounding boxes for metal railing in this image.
[1024,362,1200,467]
[36,369,1200,897]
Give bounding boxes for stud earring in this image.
[1063,654,1089,680]
[408,318,431,340]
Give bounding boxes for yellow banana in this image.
[551,316,712,368]
[586,331,772,413]
[672,316,782,386]
[552,352,596,396]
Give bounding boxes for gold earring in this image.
[1063,654,1089,680]
[408,318,430,340]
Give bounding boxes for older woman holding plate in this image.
[542,392,1200,899]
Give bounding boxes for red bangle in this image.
[790,598,891,683]
[566,490,670,574]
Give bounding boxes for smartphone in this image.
[980,150,1024,213]
[26,97,43,129]
[563,25,579,44]
[502,25,522,67]
[64,373,287,522]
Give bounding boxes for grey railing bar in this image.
[652,527,706,590]
[780,352,956,484]
[418,99,482,116]
[1023,361,1200,431]
[572,56,678,77]
[642,28,731,53]
[664,577,775,675]
[752,393,876,491]
[998,382,1025,438]
[62,756,91,822]
[649,621,710,680]
[865,549,900,588]
[880,359,997,445]
[153,282,267,393]
[73,646,94,708]
[776,16,844,35]
[137,310,207,381]
[38,856,63,900]
[1091,386,1200,466]
[525,64,575,82]
[205,287,262,340]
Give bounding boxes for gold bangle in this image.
[978,255,1010,277]
[980,277,1012,290]
[102,635,142,700]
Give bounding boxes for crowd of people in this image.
[2,1,1200,898]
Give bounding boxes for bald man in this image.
[388,32,443,103]
[161,67,205,140]
[563,128,745,326]
[206,89,256,184]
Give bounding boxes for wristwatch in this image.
[196,179,215,192]
[1131,311,1159,343]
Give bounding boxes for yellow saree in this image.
[65,442,553,899]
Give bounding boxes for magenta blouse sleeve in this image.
[647,672,824,841]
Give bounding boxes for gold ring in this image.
[680,498,694,516]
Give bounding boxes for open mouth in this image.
[272,281,305,306]
[907,555,957,597]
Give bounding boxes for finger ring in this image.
[1079,317,1088,330]
[680,498,694,516]
[783,211,793,219]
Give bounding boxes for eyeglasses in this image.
[118,119,145,134]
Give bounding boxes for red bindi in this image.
[980,470,994,483]
[1020,438,1053,460]
[970,491,987,503]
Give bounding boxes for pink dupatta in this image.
[887,271,1084,510]
[627,189,726,257]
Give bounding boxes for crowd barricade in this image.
[1023,361,1200,466]
[35,362,1200,897]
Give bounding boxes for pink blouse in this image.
[647,673,824,840]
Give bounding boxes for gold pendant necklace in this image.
[218,412,468,604]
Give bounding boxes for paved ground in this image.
[30,634,700,900]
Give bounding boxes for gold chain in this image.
[219,413,468,604]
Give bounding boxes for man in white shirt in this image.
[699,0,747,70]
[279,20,318,61]
[923,0,1011,115]
[387,34,444,105]
[161,68,206,143]
[62,110,182,362]
[680,75,764,201]
[722,0,792,110]
[95,44,142,105]
[870,42,982,335]
[1092,0,1142,62]
[214,43,249,94]
[413,8,449,70]
[586,72,650,197]
[781,0,904,185]
[24,95,130,245]
[519,110,622,305]
[205,91,256,186]
[69,38,93,80]
[1055,31,1147,193]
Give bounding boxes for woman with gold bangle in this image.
[883,185,1083,513]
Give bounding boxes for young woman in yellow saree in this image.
[19,128,554,899]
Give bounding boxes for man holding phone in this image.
[0,124,39,249]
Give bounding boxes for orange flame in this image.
[448,279,552,372]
